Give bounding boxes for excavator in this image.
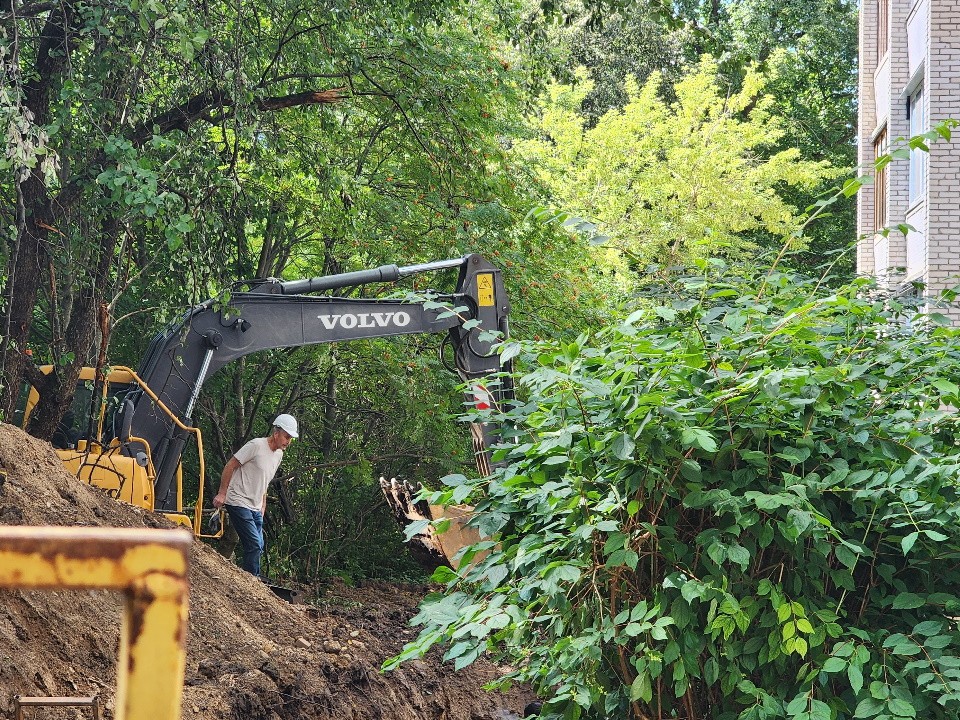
[16,254,510,567]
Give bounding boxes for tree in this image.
[666,0,860,276]
[0,0,528,439]
[1,0,342,434]
[389,260,960,720]
[559,8,685,127]
[516,59,837,270]
[540,0,859,277]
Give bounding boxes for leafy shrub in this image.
[387,262,960,720]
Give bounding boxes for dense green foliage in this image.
[390,263,960,720]
[1,0,606,580]
[517,60,836,268]
[2,0,863,588]
[547,0,859,276]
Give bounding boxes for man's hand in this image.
[213,492,226,509]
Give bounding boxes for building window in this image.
[908,86,927,204]
[874,128,888,232]
[877,0,890,62]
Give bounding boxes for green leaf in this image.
[822,656,846,673]
[835,544,858,569]
[746,491,793,510]
[777,446,811,464]
[630,673,652,702]
[786,695,808,715]
[887,698,916,718]
[680,580,707,603]
[547,564,581,584]
[706,541,727,566]
[912,620,943,636]
[842,177,865,198]
[623,622,645,637]
[607,548,639,570]
[704,657,719,685]
[855,697,885,718]
[431,565,459,584]
[441,473,470,487]
[655,306,677,322]
[892,593,925,610]
[901,532,919,555]
[890,642,920,656]
[810,699,832,720]
[932,379,960,396]
[680,426,718,453]
[611,432,636,460]
[848,664,864,695]
[404,519,431,541]
[727,543,751,570]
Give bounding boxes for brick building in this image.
[858,0,960,297]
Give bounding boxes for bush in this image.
[387,262,960,720]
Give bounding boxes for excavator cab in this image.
[20,366,162,520]
[20,367,137,450]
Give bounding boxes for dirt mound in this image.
[0,424,533,719]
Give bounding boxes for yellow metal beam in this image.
[0,527,192,720]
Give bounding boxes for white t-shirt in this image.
[224,437,283,511]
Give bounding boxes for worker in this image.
[212,414,298,577]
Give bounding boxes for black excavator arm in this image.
[116,254,511,511]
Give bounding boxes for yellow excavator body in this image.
[20,366,214,537]
[57,442,154,509]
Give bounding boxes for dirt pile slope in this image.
[0,424,533,720]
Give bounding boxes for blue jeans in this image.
[225,504,264,577]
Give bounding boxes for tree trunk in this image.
[0,2,77,423]
[0,177,49,418]
[320,360,337,457]
[27,219,120,440]
[709,0,721,27]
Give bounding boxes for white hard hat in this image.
[272,413,299,438]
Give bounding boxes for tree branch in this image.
[54,85,346,210]
[0,1,55,19]
[256,88,345,110]
[130,86,346,144]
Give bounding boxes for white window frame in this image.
[874,126,888,232]
[908,85,927,206]
[877,0,890,63]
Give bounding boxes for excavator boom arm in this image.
[122,254,509,510]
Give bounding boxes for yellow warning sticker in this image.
[477,273,495,306]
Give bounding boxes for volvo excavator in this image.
[17,254,510,567]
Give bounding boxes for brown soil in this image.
[0,424,533,719]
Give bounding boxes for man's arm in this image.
[213,457,241,509]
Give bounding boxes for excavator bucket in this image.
[380,477,480,571]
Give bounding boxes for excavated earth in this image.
[0,423,534,719]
